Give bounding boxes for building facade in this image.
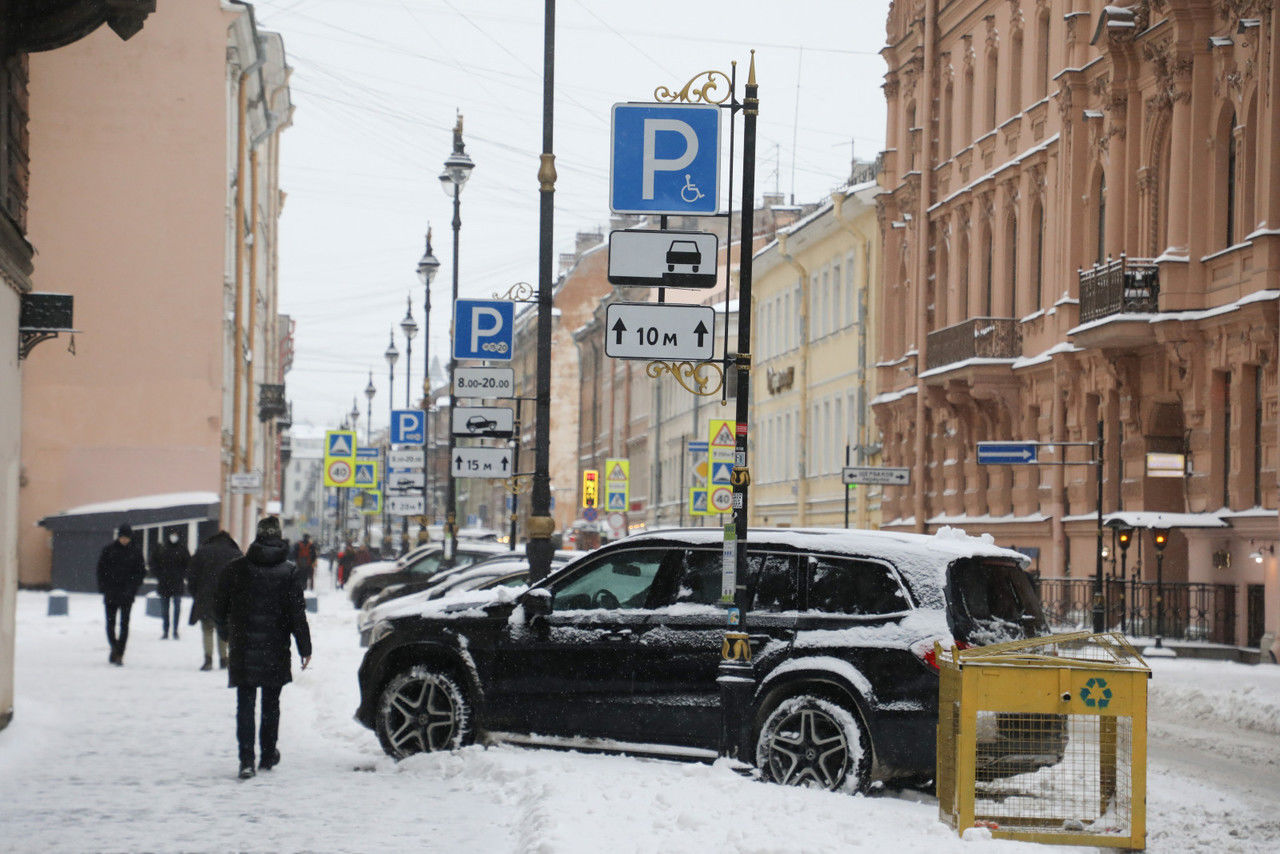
[877,0,1278,654]
[751,182,884,529]
[18,0,291,598]
[1,0,158,729]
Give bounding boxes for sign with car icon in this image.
[607,229,718,289]
[452,405,514,439]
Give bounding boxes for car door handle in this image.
[603,629,633,641]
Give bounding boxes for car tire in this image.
[375,665,473,758]
[755,693,870,793]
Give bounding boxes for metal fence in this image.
[1034,577,1237,645]
[925,316,1021,370]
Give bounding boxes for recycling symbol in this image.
[1079,677,1112,708]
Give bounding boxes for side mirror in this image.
[524,588,552,621]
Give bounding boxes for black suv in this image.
[355,527,1053,792]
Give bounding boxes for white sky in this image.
[254,0,892,431]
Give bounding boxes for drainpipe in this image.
[776,231,810,524]
[911,0,937,534]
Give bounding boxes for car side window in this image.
[674,549,723,605]
[409,554,443,576]
[551,549,666,610]
[807,556,909,616]
[747,552,799,612]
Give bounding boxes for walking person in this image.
[216,516,312,780]
[336,538,356,590]
[97,523,146,666]
[291,533,317,591]
[151,531,189,640]
[188,529,242,671]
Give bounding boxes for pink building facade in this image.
[877,0,1279,655]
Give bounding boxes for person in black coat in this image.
[97,523,146,665]
[188,530,242,671]
[216,516,312,779]
[150,532,190,640]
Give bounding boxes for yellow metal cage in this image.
[936,631,1150,849]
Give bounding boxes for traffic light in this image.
[1117,529,1132,551]
[1152,528,1170,551]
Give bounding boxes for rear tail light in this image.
[913,638,971,671]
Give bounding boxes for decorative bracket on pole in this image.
[493,281,536,303]
[646,359,725,397]
[654,70,733,104]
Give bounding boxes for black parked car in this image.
[346,541,512,608]
[355,527,1056,793]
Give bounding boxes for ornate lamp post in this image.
[384,331,398,415]
[1152,528,1170,648]
[416,231,441,540]
[400,297,418,408]
[363,372,376,445]
[439,113,474,566]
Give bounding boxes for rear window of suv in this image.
[948,558,1047,643]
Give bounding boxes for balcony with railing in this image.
[925,317,1021,371]
[1078,254,1159,324]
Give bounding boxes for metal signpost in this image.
[607,229,719,289]
[604,302,715,361]
[978,423,1105,632]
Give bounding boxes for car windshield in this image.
[948,558,1048,644]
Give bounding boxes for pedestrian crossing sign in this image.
[354,462,378,488]
[603,458,630,510]
[358,490,381,515]
[326,430,355,459]
[711,461,733,485]
[606,491,626,511]
[689,488,711,516]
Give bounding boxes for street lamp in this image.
[1152,528,1170,648]
[416,230,440,540]
[1107,519,1134,633]
[440,113,474,566]
[384,330,399,414]
[363,372,376,444]
[400,297,418,408]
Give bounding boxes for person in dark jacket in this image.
[97,523,146,665]
[290,533,317,590]
[188,530,242,671]
[216,516,312,779]
[151,531,190,640]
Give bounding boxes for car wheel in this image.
[755,694,870,793]
[375,666,472,758]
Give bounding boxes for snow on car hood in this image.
[369,583,526,623]
[347,559,400,587]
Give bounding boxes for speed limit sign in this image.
[326,458,354,487]
[709,486,733,513]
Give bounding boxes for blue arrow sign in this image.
[976,442,1039,464]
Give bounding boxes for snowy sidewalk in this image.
[0,589,1272,852]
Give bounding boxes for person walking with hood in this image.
[216,516,312,779]
[97,522,146,665]
[151,531,190,640]
[188,530,242,670]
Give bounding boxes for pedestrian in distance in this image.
[151,531,189,640]
[336,538,356,590]
[97,522,146,666]
[290,533,317,591]
[216,516,312,780]
[188,530,242,671]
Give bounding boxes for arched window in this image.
[985,50,998,129]
[1031,200,1044,310]
[1095,171,1107,265]
[982,220,994,316]
[1035,12,1051,101]
[1243,95,1257,237]
[1224,109,1238,247]
[906,101,917,171]
[1010,31,1024,114]
[942,81,954,157]
[1006,211,1019,316]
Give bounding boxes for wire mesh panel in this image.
[936,632,1149,849]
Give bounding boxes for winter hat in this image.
[256,516,282,540]
[117,523,133,539]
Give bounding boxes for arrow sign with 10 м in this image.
[604,302,715,361]
[976,441,1039,464]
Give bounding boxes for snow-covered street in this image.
[1,583,1277,853]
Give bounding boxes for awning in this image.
[1101,511,1230,530]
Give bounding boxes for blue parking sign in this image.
[611,103,720,215]
[454,299,515,361]
[390,409,425,445]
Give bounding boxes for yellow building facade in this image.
[750,183,883,529]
